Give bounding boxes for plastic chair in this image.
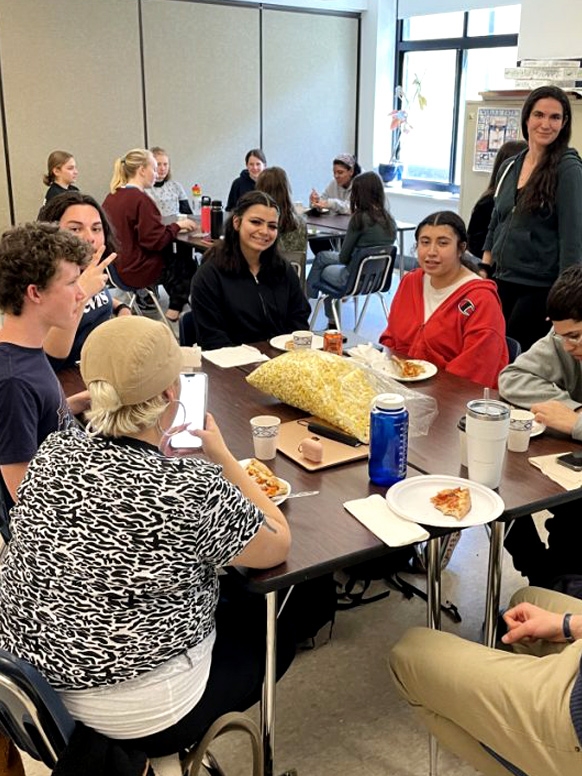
[310,245,397,332]
[107,264,171,329]
[179,310,197,347]
[281,250,307,289]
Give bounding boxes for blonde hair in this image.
[85,380,169,437]
[109,148,152,193]
[150,146,171,181]
[43,150,73,186]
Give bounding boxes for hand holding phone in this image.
[169,372,208,449]
[556,451,582,472]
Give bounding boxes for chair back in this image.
[0,649,74,767]
[343,245,397,297]
[179,310,197,346]
[281,250,307,288]
[506,336,522,364]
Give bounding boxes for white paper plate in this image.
[269,334,324,352]
[383,359,438,382]
[238,459,291,506]
[386,474,505,528]
[530,420,546,437]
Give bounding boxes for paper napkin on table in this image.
[202,345,269,368]
[529,453,582,491]
[343,494,430,546]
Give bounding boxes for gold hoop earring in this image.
[156,399,186,437]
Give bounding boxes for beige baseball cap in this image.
[81,316,184,405]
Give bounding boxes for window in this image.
[395,5,521,191]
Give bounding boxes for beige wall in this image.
[0,0,359,226]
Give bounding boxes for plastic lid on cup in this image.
[373,393,405,411]
[466,399,509,421]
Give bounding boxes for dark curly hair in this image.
[0,222,91,316]
[519,85,572,214]
[38,191,118,257]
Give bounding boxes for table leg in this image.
[484,521,505,647]
[398,229,405,276]
[426,536,442,776]
[261,591,278,776]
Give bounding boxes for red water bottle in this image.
[200,196,211,235]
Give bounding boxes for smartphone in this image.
[169,372,208,449]
[556,451,582,472]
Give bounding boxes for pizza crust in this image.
[244,458,288,499]
[391,355,426,379]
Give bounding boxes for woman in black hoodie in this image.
[225,148,266,211]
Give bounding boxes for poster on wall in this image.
[473,107,521,172]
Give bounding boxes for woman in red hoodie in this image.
[380,211,508,388]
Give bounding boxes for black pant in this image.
[124,575,296,758]
[495,278,552,352]
[503,499,582,588]
[162,243,198,312]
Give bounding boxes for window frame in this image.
[394,13,518,192]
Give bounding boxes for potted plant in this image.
[379,76,427,184]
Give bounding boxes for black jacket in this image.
[226,170,256,211]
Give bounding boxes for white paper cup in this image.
[507,409,535,453]
[294,201,305,216]
[250,415,281,460]
[292,330,313,350]
[466,399,510,489]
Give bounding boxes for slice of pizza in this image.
[391,355,426,378]
[430,487,472,520]
[244,459,288,499]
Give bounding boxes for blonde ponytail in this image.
[109,148,152,193]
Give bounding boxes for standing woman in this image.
[147,146,194,217]
[103,148,198,322]
[255,166,307,253]
[310,153,362,215]
[42,150,79,205]
[226,148,267,211]
[307,171,395,327]
[380,211,508,389]
[190,191,310,350]
[481,86,582,351]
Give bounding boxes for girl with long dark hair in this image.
[481,86,582,351]
[190,191,310,349]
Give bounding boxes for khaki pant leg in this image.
[389,627,582,776]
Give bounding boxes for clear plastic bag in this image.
[246,350,438,443]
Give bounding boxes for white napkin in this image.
[343,494,430,546]
[202,345,269,368]
[529,453,582,491]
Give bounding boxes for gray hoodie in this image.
[498,331,582,440]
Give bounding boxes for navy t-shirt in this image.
[47,289,113,371]
[0,343,73,508]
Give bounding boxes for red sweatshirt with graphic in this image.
[379,269,508,388]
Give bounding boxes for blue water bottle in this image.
[368,393,409,487]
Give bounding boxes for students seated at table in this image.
[38,192,131,372]
[390,585,582,776]
[306,171,395,326]
[102,148,199,322]
[467,139,527,260]
[379,211,508,389]
[226,148,266,211]
[41,150,79,206]
[309,153,361,215]
[0,315,295,761]
[147,146,194,217]
[255,166,307,253]
[0,223,91,511]
[499,265,582,588]
[190,191,311,350]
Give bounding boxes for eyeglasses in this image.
[551,330,582,346]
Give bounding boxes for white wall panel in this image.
[0,0,144,222]
[142,0,260,206]
[262,10,358,205]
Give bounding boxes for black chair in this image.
[506,336,522,364]
[107,264,171,328]
[0,649,74,768]
[179,309,197,346]
[310,245,397,332]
